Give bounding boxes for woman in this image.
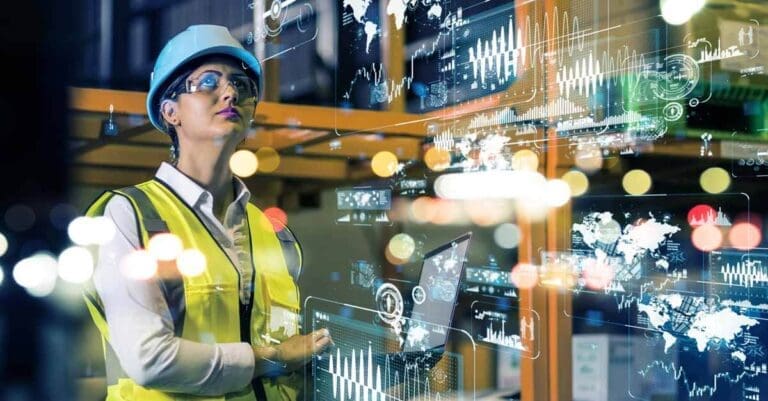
[83,24,331,401]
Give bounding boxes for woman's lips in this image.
[217,108,240,119]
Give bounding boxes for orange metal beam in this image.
[69,87,428,137]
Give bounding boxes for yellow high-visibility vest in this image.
[83,179,303,401]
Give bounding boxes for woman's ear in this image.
[160,100,180,127]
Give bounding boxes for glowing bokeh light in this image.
[582,259,615,290]
[256,147,281,173]
[177,249,207,277]
[660,0,703,25]
[435,170,546,200]
[410,197,436,224]
[371,151,399,177]
[691,224,723,251]
[511,149,539,172]
[465,200,512,226]
[5,204,36,232]
[494,223,521,249]
[729,222,761,250]
[13,253,58,296]
[430,199,465,225]
[49,203,79,230]
[0,231,7,257]
[119,250,158,280]
[384,246,408,266]
[229,150,258,177]
[424,147,451,172]
[388,233,416,260]
[574,149,603,173]
[510,263,539,289]
[543,179,572,207]
[148,233,183,262]
[264,207,288,232]
[699,167,730,194]
[561,170,589,196]
[687,204,716,227]
[622,169,652,195]
[92,216,117,245]
[68,216,94,246]
[58,246,95,284]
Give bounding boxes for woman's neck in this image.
[176,141,236,221]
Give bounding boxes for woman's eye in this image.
[199,74,219,88]
[232,78,248,90]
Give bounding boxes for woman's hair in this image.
[157,70,192,164]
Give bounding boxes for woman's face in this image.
[171,57,257,146]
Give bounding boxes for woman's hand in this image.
[253,328,334,376]
[273,329,333,371]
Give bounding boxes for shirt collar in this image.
[155,162,251,210]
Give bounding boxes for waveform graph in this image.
[322,344,458,401]
[306,297,475,401]
[720,260,768,288]
[709,249,768,302]
[470,300,540,359]
[467,16,524,91]
[556,52,606,99]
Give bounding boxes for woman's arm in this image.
[93,196,256,395]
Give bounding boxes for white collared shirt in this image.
[92,162,284,395]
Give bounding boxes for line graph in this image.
[467,98,585,129]
[638,360,768,398]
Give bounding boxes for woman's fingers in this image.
[312,329,333,352]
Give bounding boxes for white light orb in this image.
[148,233,184,262]
[543,179,572,207]
[58,246,94,284]
[119,250,158,280]
[177,249,207,277]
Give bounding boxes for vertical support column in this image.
[543,0,573,398]
[110,0,130,88]
[519,194,550,401]
[262,0,281,102]
[381,1,406,112]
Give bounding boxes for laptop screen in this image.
[403,232,472,352]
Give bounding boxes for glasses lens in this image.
[188,71,257,102]
[232,76,257,100]
[194,72,221,93]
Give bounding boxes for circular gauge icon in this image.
[376,283,403,325]
[412,285,427,305]
[662,102,684,121]
[653,54,699,101]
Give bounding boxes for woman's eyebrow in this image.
[195,69,248,77]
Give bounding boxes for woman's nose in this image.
[220,81,239,104]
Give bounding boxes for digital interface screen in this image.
[404,233,471,352]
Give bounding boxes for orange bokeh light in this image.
[691,224,723,252]
[264,207,288,232]
[410,196,436,224]
[582,259,615,290]
[728,222,761,250]
[510,263,539,289]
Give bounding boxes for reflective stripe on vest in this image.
[83,180,302,401]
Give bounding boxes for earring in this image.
[249,119,255,127]
[169,144,178,165]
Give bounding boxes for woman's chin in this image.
[210,126,246,144]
